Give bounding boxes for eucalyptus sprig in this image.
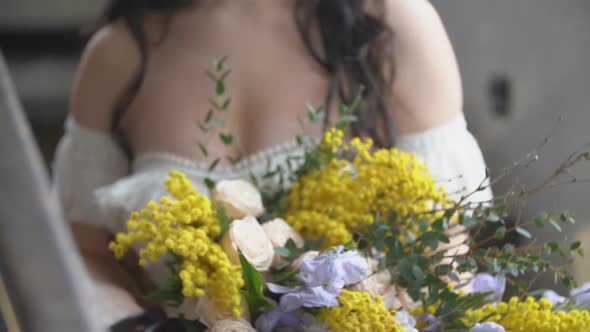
[197,57,242,189]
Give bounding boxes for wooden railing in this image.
[0,51,100,332]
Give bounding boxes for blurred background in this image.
[1,0,589,325]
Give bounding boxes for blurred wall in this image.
[0,0,105,162]
[433,0,590,286]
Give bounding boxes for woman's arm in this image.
[384,0,491,284]
[385,0,463,135]
[68,21,151,325]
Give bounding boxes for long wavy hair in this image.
[101,0,396,147]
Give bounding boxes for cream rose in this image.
[262,218,304,248]
[349,257,420,311]
[220,216,274,271]
[208,318,256,332]
[350,269,391,298]
[213,180,264,219]
[194,295,250,327]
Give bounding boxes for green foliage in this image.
[239,251,275,321]
[215,204,231,242]
[143,254,184,307]
[196,56,239,180]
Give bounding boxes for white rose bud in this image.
[350,269,391,298]
[349,262,420,311]
[291,251,320,269]
[213,180,264,219]
[220,216,274,272]
[208,318,256,332]
[194,295,250,327]
[262,218,304,248]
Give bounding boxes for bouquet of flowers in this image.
[109,59,590,331]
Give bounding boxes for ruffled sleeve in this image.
[396,113,493,206]
[53,116,130,229]
[397,114,491,286]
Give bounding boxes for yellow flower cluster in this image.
[317,290,403,332]
[286,127,451,247]
[109,170,244,317]
[465,297,590,332]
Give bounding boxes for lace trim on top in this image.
[132,140,304,179]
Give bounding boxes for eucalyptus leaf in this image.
[516,227,532,239]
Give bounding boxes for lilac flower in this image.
[298,246,368,287]
[468,322,506,332]
[542,290,566,305]
[395,311,418,332]
[470,273,506,302]
[255,306,301,332]
[268,284,340,312]
[571,282,590,307]
[268,246,368,311]
[416,314,442,332]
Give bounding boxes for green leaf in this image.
[495,226,507,240]
[216,204,231,242]
[274,247,290,258]
[214,56,228,71]
[206,70,217,81]
[462,218,478,228]
[516,227,532,239]
[447,272,461,283]
[307,104,325,122]
[197,121,210,133]
[487,213,501,223]
[204,177,215,190]
[545,242,561,253]
[219,133,233,145]
[205,109,214,123]
[340,114,358,123]
[570,241,582,251]
[197,142,208,157]
[208,158,220,172]
[533,214,546,228]
[296,135,310,146]
[220,69,231,81]
[273,261,290,270]
[227,154,242,165]
[222,97,232,110]
[549,219,562,232]
[143,255,184,307]
[239,250,275,320]
[432,219,447,232]
[215,80,225,95]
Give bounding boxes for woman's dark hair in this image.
[102,0,396,148]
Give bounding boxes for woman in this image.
[54,0,492,329]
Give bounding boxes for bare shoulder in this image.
[70,21,142,131]
[383,0,463,133]
[383,0,442,30]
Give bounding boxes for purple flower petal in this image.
[255,307,301,332]
[268,283,298,294]
[571,282,590,307]
[279,286,341,311]
[470,273,506,301]
[543,290,566,305]
[337,250,369,285]
[468,322,505,332]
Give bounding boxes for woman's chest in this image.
[123,20,329,159]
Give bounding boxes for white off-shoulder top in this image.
[52,113,492,328]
